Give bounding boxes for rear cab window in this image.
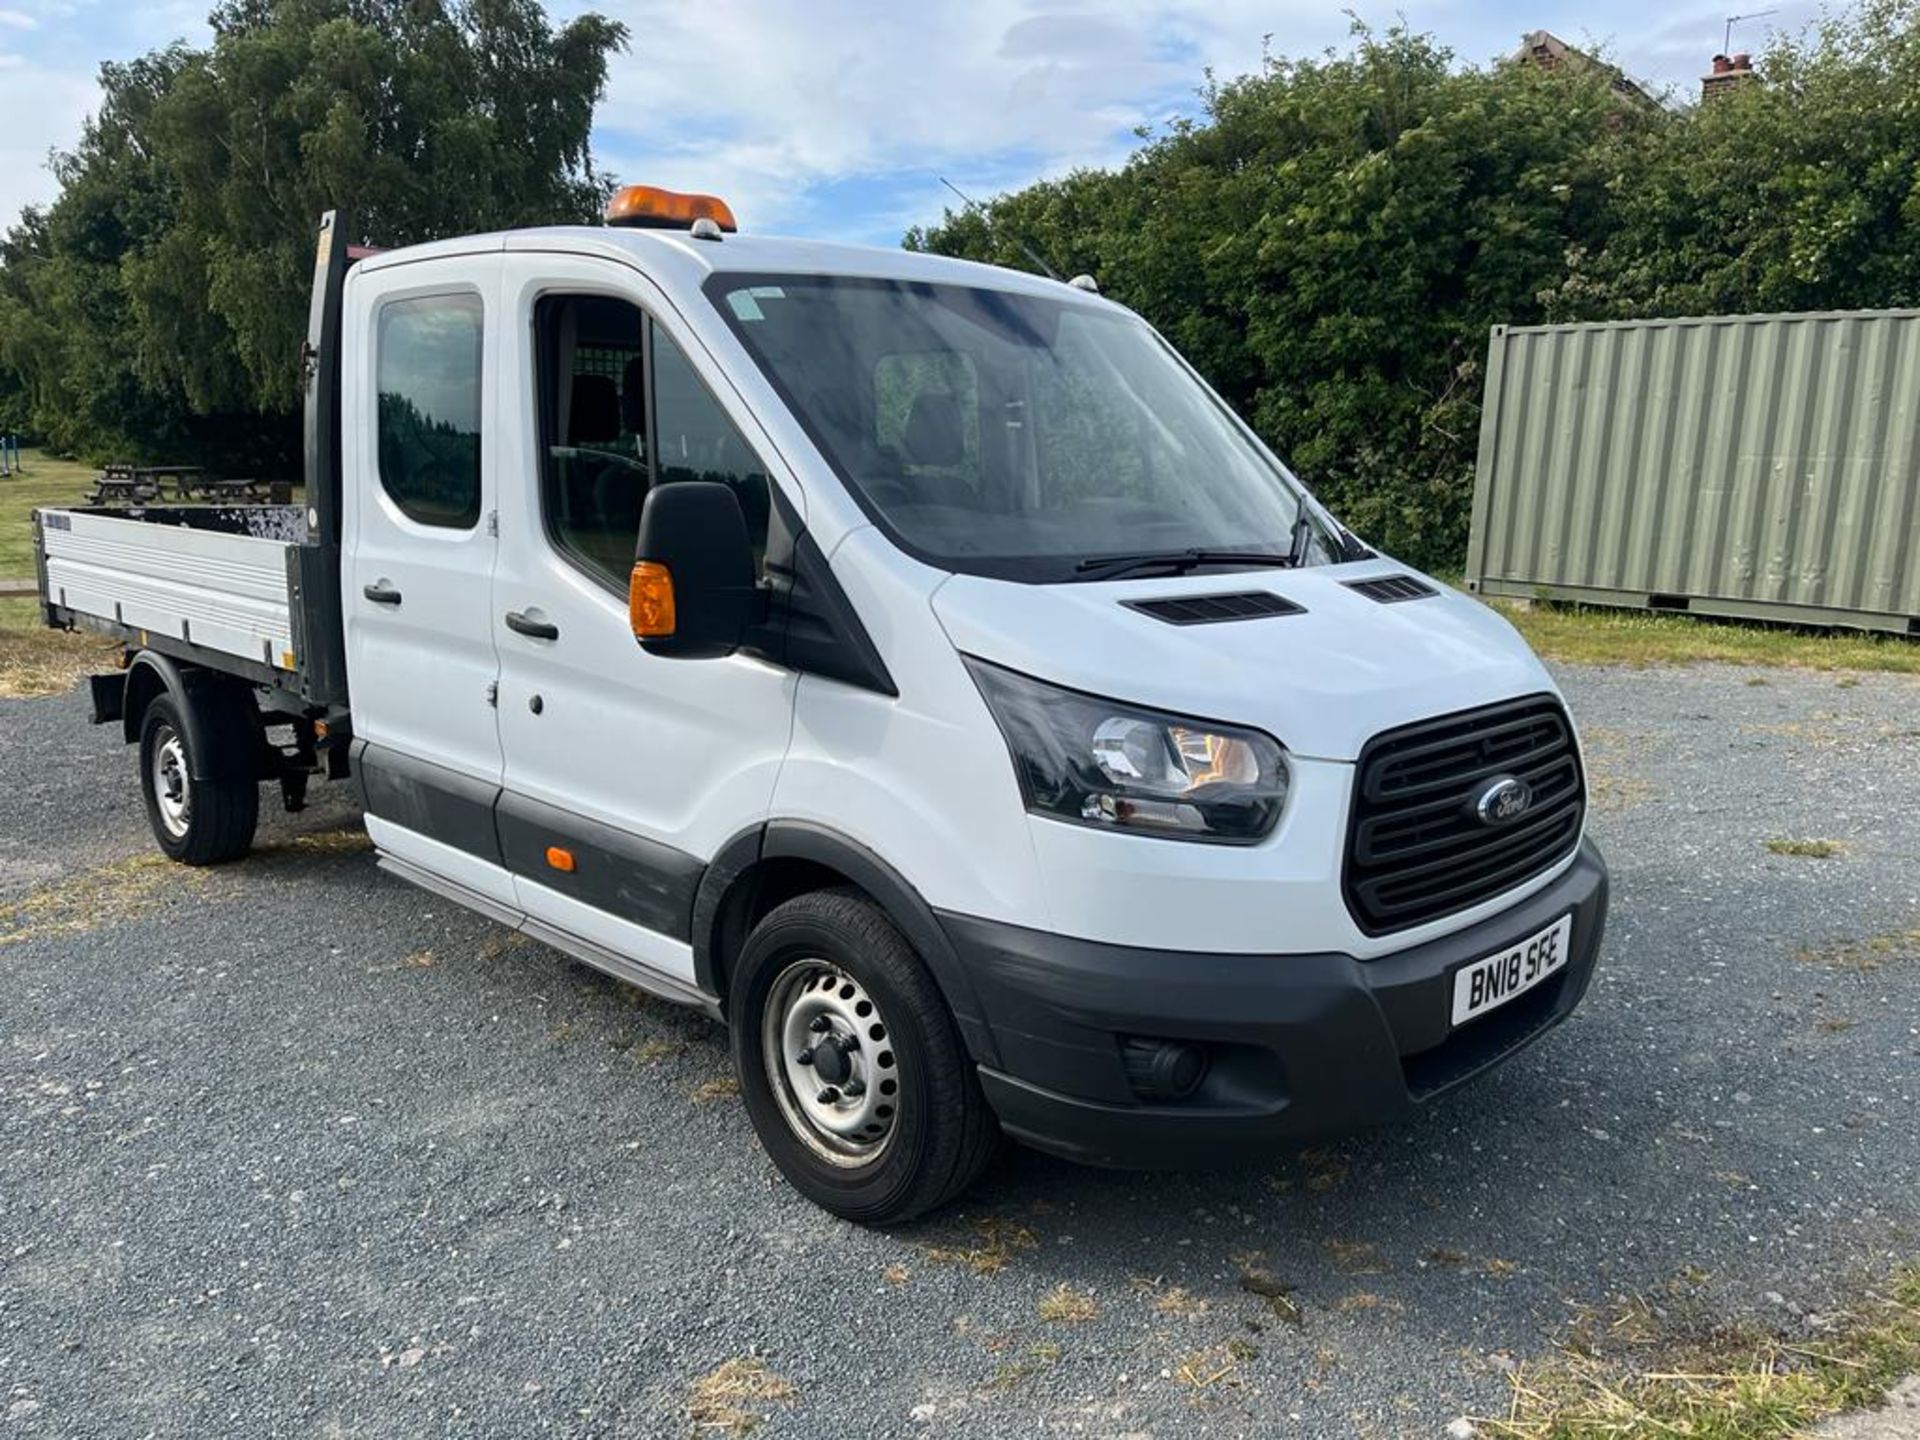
[375,293,485,529]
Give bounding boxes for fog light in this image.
[1121,1037,1209,1101]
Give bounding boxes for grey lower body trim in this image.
[355,739,503,866]
[496,789,702,941]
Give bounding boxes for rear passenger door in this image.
[342,256,511,903]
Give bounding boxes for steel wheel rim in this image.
[152,726,191,839]
[761,959,899,1166]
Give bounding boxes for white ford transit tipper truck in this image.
[33,193,1608,1222]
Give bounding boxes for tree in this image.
[1563,0,1920,318]
[912,25,1637,569]
[0,0,626,468]
[912,8,1920,571]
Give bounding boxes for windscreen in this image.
[707,274,1335,582]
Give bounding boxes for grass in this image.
[0,448,98,580]
[686,1358,793,1435]
[0,448,120,698]
[1798,929,1920,974]
[1132,1278,1211,1318]
[922,1215,1039,1276]
[1766,837,1846,859]
[1481,1265,1920,1440]
[1174,1338,1260,1393]
[1036,1283,1098,1324]
[0,852,211,948]
[0,596,118,698]
[1486,598,1920,675]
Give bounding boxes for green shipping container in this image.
[1466,309,1920,635]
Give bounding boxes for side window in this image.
[537,294,650,583]
[376,294,484,528]
[536,295,771,589]
[650,327,772,564]
[873,352,980,500]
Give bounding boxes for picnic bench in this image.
[86,463,279,506]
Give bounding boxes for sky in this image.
[0,0,1825,248]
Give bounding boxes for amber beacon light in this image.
[604,185,738,232]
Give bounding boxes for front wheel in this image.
[138,694,259,864]
[729,889,997,1223]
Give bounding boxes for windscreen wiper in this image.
[1073,548,1301,581]
[1286,509,1314,569]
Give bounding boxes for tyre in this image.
[729,888,998,1223]
[138,693,259,864]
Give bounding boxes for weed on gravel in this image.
[1479,1265,1920,1440]
[687,1357,794,1435]
[1133,1278,1210,1318]
[1798,930,1920,973]
[1036,1283,1098,1324]
[0,852,209,947]
[1767,837,1846,859]
[1175,1338,1259,1395]
[923,1215,1038,1276]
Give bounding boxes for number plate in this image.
[1450,914,1573,1027]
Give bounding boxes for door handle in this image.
[362,580,402,605]
[504,609,560,641]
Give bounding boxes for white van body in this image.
[36,213,1607,1221]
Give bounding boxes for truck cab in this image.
[36,192,1607,1222]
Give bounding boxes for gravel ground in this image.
[2,663,1916,1438]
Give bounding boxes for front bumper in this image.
[939,837,1608,1168]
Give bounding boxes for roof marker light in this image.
[604,185,738,233]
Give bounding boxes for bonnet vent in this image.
[1343,574,1438,604]
[1123,592,1305,626]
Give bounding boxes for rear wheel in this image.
[730,888,997,1223]
[138,694,259,864]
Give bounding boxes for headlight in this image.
[965,658,1289,843]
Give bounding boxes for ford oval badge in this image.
[1474,775,1533,826]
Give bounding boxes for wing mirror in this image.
[629,482,762,659]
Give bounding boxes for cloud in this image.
[581,0,1317,240]
[575,0,1778,245]
[0,63,96,216]
[0,0,1831,247]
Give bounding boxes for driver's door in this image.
[487,254,797,983]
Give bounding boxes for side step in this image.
[375,853,723,1021]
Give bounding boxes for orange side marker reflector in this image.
[546,846,576,873]
[629,561,676,639]
[280,649,297,669]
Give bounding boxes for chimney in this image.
[1702,50,1756,101]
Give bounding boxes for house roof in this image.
[1510,29,1661,109]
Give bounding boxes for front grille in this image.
[1123,591,1304,626]
[1344,695,1584,935]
